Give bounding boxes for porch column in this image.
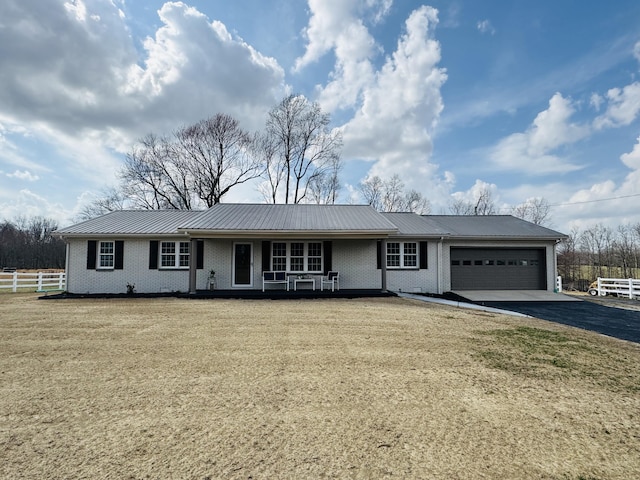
[189,238,197,294]
[381,238,387,291]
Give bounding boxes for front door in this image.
[233,243,253,287]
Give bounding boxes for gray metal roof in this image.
[179,203,398,234]
[55,210,200,236]
[426,215,566,239]
[55,207,566,241]
[381,213,450,236]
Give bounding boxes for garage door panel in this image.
[451,248,546,290]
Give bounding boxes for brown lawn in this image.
[1,294,639,479]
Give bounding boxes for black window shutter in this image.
[376,241,382,270]
[323,241,332,274]
[196,240,204,269]
[149,241,159,269]
[115,241,124,270]
[87,240,97,270]
[262,241,271,272]
[419,241,428,269]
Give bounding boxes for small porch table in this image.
[293,277,315,291]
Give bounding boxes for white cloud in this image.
[490,93,588,174]
[338,6,448,198]
[620,135,640,169]
[477,19,495,35]
[294,0,386,112]
[590,93,604,111]
[294,0,390,71]
[0,189,71,225]
[7,170,39,181]
[0,0,288,220]
[0,0,285,143]
[553,136,640,230]
[451,179,498,204]
[593,82,640,129]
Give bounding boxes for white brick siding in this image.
[65,236,559,294]
[386,240,439,293]
[67,238,191,294]
[332,240,381,289]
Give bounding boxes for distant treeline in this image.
[558,222,640,290]
[0,217,66,270]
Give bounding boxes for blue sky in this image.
[1,0,640,232]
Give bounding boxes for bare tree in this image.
[580,223,614,279]
[255,131,285,204]
[0,216,65,269]
[449,186,496,215]
[359,175,385,211]
[404,189,431,215]
[511,197,551,225]
[614,224,637,278]
[120,134,194,210]
[307,155,342,204]
[117,114,262,210]
[264,94,343,203]
[77,187,129,221]
[176,114,262,207]
[359,174,431,214]
[557,227,583,289]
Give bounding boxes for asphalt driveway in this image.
[483,300,640,343]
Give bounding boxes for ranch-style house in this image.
[54,203,567,296]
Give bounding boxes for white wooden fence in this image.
[595,277,640,299]
[0,271,66,293]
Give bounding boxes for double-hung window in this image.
[307,242,322,271]
[98,241,114,269]
[290,242,305,272]
[271,241,323,273]
[160,241,190,268]
[386,242,418,269]
[272,242,287,271]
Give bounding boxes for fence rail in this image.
[0,271,66,293]
[595,277,640,299]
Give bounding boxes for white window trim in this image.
[387,241,418,269]
[160,241,190,269]
[271,241,323,273]
[98,240,115,270]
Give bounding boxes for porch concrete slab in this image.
[452,290,580,302]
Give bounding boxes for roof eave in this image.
[177,228,397,239]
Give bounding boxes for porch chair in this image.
[321,271,339,291]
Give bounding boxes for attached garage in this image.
[450,247,547,290]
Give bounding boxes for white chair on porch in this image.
[321,271,339,291]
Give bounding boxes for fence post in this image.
[597,277,602,296]
[37,272,43,292]
[628,279,634,299]
[12,271,17,292]
[59,273,65,290]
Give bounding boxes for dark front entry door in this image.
[234,243,253,287]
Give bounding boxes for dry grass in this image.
[1,294,639,479]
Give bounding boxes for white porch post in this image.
[189,238,197,294]
[381,239,387,291]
